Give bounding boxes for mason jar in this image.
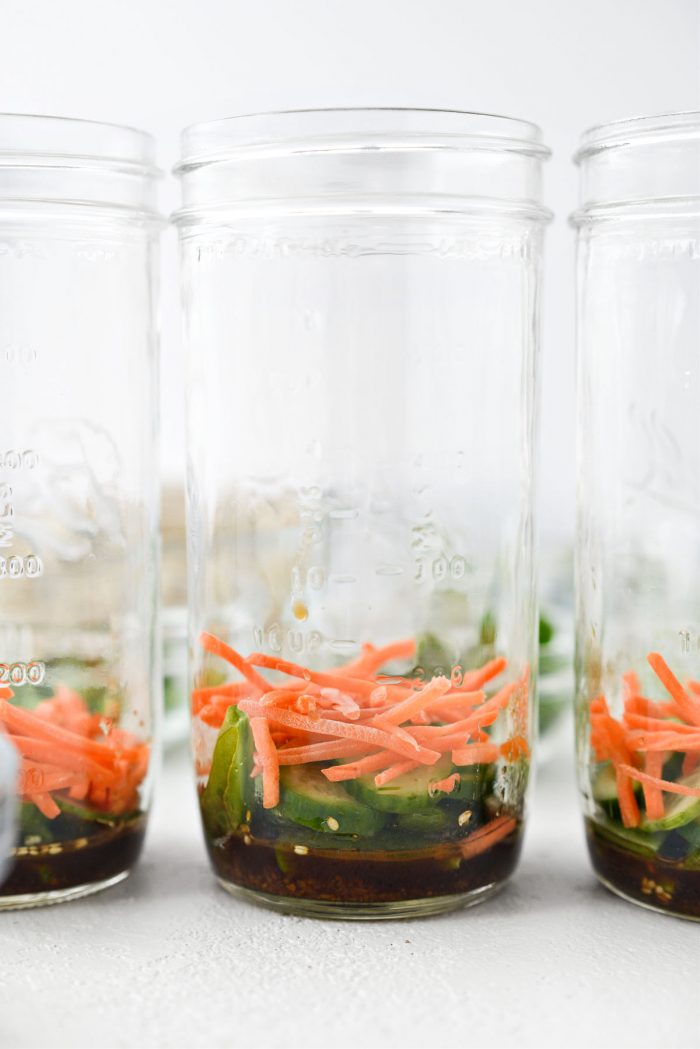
[574,112,700,919]
[176,108,550,918]
[0,114,161,908]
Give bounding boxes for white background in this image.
[2,0,699,538]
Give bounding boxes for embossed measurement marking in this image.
[0,554,43,578]
[0,449,38,470]
[0,661,45,686]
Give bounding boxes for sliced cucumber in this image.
[678,819,700,850]
[395,808,450,836]
[451,765,494,802]
[223,709,252,830]
[200,706,250,837]
[592,764,620,803]
[592,818,664,857]
[279,764,385,836]
[642,769,700,832]
[347,755,453,813]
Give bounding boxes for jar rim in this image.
[177,106,549,170]
[0,112,159,176]
[575,110,700,163]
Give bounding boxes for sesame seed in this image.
[326,817,340,831]
[458,810,472,826]
[243,834,252,846]
[293,845,309,855]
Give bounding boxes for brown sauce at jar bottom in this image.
[585,818,700,919]
[0,817,146,898]
[205,824,523,904]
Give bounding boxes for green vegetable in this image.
[200,706,251,837]
[395,809,450,836]
[279,764,385,836]
[678,819,700,850]
[641,770,700,832]
[538,615,554,645]
[347,755,453,813]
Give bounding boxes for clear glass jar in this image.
[161,481,188,747]
[0,115,161,908]
[574,112,700,919]
[176,108,550,918]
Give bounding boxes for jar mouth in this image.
[0,113,159,176]
[575,110,700,164]
[177,106,550,170]
[0,113,161,218]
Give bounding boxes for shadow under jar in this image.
[573,112,700,920]
[176,108,550,918]
[0,115,161,908]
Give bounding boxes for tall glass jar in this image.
[574,112,700,919]
[177,108,550,918]
[0,115,161,908]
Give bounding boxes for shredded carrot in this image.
[200,632,270,693]
[250,717,280,809]
[371,675,451,727]
[246,652,377,697]
[238,699,441,764]
[642,751,665,822]
[459,815,517,859]
[452,744,500,765]
[322,751,400,782]
[617,763,700,798]
[430,772,460,795]
[374,759,419,786]
[647,652,700,727]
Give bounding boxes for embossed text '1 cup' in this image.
[175,108,551,918]
[0,114,161,908]
[573,112,700,919]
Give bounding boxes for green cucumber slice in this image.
[678,819,700,850]
[641,769,700,832]
[592,764,619,803]
[279,764,385,836]
[395,809,450,836]
[200,706,250,837]
[347,755,453,813]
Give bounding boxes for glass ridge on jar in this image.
[0,114,161,908]
[176,108,551,919]
[573,111,700,920]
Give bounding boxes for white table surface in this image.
[1,725,697,1049]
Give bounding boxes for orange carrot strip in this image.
[500,735,530,762]
[617,762,700,798]
[616,767,641,828]
[622,670,641,699]
[452,743,500,765]
[27,792,61,819]
[351,638,416,676]
[459,816,517,859]
[246,653,376,697]
[647,652,700,727]
[191,681,250,713]
[372,676,451,727]
[275,740,368,765]
[238,700,441,764]
[622,713,700,734]
[458,657,507,691]
[430,772,460,795]
[374,760,418,786]
[18,762,77,794]
[642,751,665,821]
[260,690,306,708]
[626,732,700,752]
[0,701,119,768]
[322,750,404,781]
[199,633,270,692]
[10,736,117,783]
[249,717,279,809]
